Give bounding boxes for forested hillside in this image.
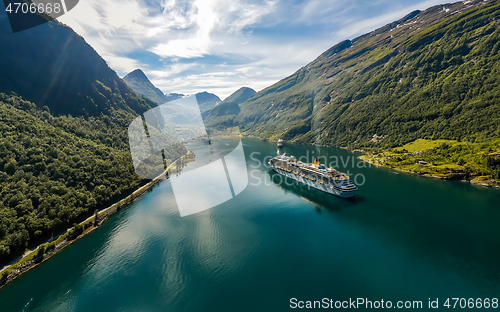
[0,14,186,264]
[0,95,186,264]
[207,0,500,149]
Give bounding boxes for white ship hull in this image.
[271,166,356,198]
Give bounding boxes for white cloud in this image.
[151,38,209,58]
[149,0,217,58]
[101,54,144,74]
[58,0,453,99]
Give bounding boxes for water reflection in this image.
[1,138,500,312]
[248,139,500,298]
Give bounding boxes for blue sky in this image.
[59,0,450,99]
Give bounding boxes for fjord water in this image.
[1,138,499,311]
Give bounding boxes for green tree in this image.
[464,166,472,182]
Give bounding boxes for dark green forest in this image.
[0,12,187,264]
[0,94,186,262]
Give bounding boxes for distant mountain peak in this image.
[221,87,256,104]
[164,92,185,102]
[123,69,167,104]
[162,91,221,112]
[202,86,256,127]
[124,69,148,79]
[235,86,255,93]
[195,91,221,112]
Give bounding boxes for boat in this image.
[277,139,284,147]
[268,155,357,198]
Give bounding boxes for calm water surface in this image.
[1,138,499,311]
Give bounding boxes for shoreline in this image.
[357,155,500,189]
[0,151,195,289]
[243,135,499,189]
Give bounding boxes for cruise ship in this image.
[268,154,357,198]
[277,139,284,147]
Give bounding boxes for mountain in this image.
[195,91,221,112]
[123,69,168,104]
[0,12,186,264]
[207,0,500,148]
[202,87,256,127]
[163,91,221,112]
[0,13,154,117]
[165,92,185,102]
[202,101,241,128]
[156,91,222,130]
[154,91,221,126]
[221,87,256,105]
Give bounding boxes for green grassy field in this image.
[394,139,459,153]
[360,139,500,186]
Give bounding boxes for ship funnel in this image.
[314,157,320,166]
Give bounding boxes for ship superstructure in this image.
[268,154,357,198]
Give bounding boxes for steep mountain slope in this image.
[123,69,168,104]
[0,11,154,117]
[0,14,186,264]
[195,91,221,112]
[0,94,187,262]
[208,0,500,148]
[202,101,241,128]
[202,87,256,127]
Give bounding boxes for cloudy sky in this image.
[59,0,449,99]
